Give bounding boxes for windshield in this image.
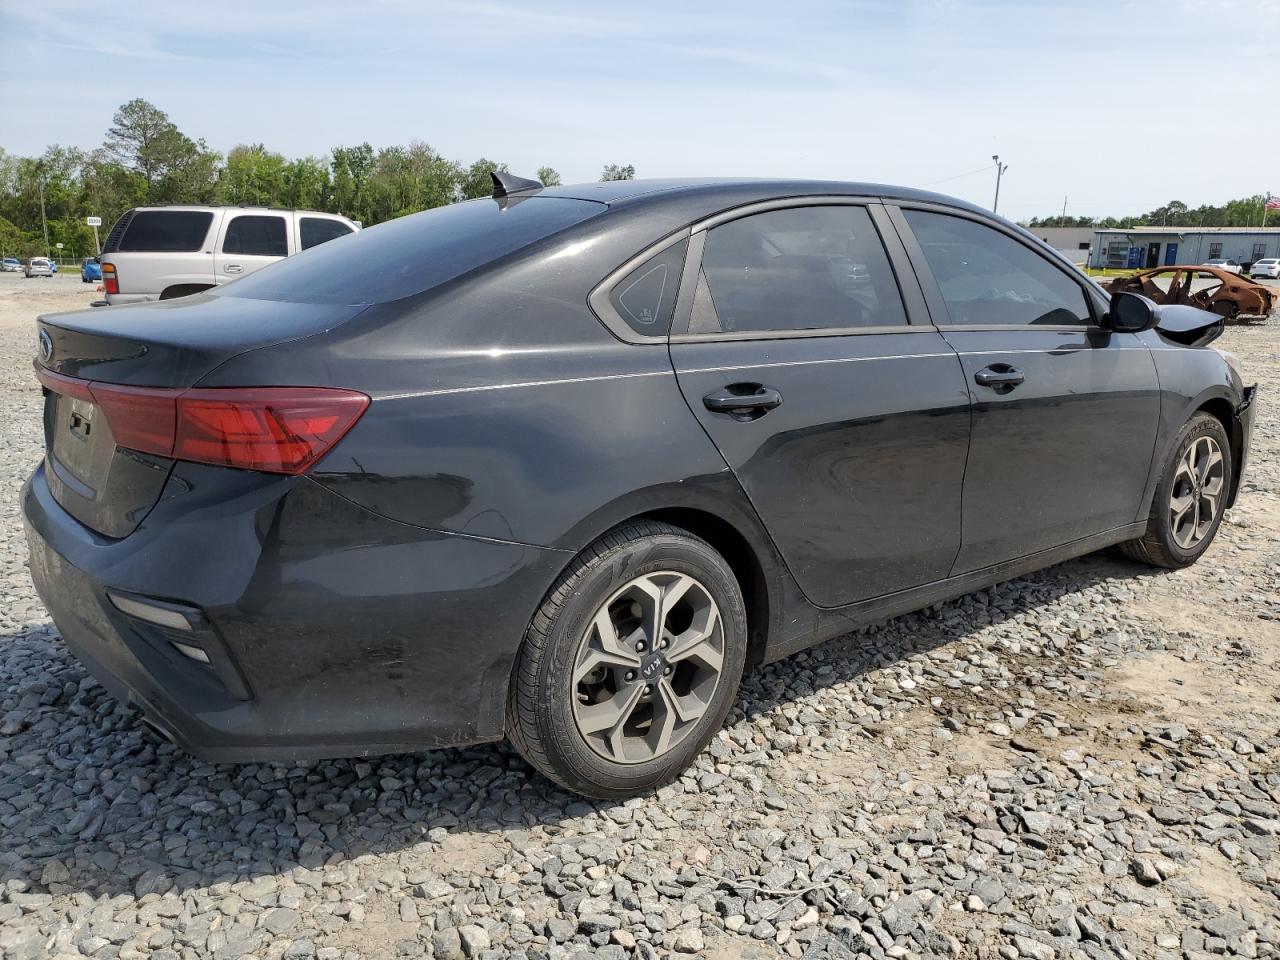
[219,196,605,306]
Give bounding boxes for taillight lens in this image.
[34,366,369,475]
[101,262,119,294]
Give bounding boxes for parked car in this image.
[81,257,101,283]
[1103,266,1274,319]
[1204,258,1242,274]
[97,205,359,305]
[0,257,21,272]
[24,176,1257,798]
[24,257,53,278]
[1251,258,1280,280]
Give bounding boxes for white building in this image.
[1088,226,1280,270]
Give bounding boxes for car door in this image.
[667,201,972,608]
[888,205,1161,573]
[214,213,290,284]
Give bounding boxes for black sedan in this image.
[24,176,1256,798]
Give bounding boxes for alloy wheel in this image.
[1169,435,1225,549]
[572,571,724,764]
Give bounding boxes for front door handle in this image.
[703,384,783,421]
[973,364,1024,391]
[223,264,243,274]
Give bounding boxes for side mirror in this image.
[1105,291,1157,332]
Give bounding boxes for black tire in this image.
[507,520,747,798]
[1121,412,1232,568]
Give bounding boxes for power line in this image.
[918,163,998,188]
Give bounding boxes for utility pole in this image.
[1061,195,1068,225]
[992,155,1009,215]
[37,175,50,260]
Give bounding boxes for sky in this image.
[2,0,1278,222]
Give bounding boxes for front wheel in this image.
[1121,412,1232,568]
[507,521,747,798]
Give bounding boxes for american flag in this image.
[1268,193,1280,210]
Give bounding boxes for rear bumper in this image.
[22,462,568,762]
[102,292,155,305]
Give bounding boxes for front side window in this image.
[903,210,1091,326]
[118,211,214,252]
[223,215,288,257]
[301,217,353,250]
[695,205,907,334]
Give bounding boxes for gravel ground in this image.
[3,272,1280,960]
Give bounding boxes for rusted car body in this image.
[1103,266,1275,320]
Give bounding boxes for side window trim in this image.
[670,198,928,341]
[886,202,1106,328]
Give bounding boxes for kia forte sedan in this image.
[23,176,1256,798]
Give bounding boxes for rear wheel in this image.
[1121,412,1232,568]
[507,521,747,798]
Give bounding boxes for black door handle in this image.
[973,364,1025,391]
[703,384,783,420]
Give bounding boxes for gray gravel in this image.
[4,273,1280,959]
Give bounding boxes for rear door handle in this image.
[223,264,243,274]
[703,384,783,420]
[973,365,1024,390]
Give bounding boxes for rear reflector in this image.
[35,365,369,475]
[101,262,119,295]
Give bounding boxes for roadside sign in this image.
[86,216,102,227]
[55,242,64,249]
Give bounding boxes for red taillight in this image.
[101,262,119,294]
[173,388,370,474]
[34,366,369,475]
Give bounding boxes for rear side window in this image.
[118,211,214,252]
[608,240,688,336]
[904,211,1091,326]
[220,197,604,305]
[223,215,288,257]
[300,217,353,250]
[696,206,907,334]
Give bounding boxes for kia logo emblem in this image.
[38,330,52,363]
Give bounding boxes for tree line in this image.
[1026,196,1276,231]
[0,99,638,258]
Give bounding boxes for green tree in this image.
[458,158,507,200]
[600,163,635,181]
[330,143,376,221]
[103,99,209,194]
[536,166,562,187]
[217,144,289,206]
[282,156,332,211]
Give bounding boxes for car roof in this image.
[535,177,994,220]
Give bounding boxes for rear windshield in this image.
[218,197,604,305]
[119,211,214,252]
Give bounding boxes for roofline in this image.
[1092,226,1280,234]
[128,204,353,216]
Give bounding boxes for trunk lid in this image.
[37,293,367,538]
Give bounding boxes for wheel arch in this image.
[1195,394,1245,507]
[635,506,772,669]
[159,283,214,301]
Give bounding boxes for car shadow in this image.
[0,549,1162,901]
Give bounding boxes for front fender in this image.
[1138,334,1247,520]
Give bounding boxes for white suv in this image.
[99,206,359,304]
